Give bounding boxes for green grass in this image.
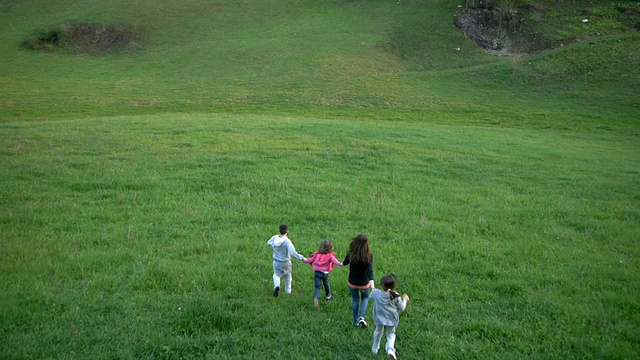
[1,114,639,359]
[1,0,639,359]
[519,0,640,42]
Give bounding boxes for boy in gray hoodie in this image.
[267,224,306,296]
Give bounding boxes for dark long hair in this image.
[348,234,371,264]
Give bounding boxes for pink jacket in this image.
[304,252,342,272]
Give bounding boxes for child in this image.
[343,234,374,328]
[267,224,306,297]
[304,239,343,309]
[370,274,410,360]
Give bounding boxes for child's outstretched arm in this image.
[303,253,316,265]
[330,254,343,266]
[286,240,305,261]
[397,294,410,312]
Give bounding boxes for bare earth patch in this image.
[455,2,640,56]
[454,4,521,56]
[23,23,143,55]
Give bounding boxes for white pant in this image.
[372,325,397,355]
[272,260,292,293]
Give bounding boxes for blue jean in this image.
[313,271,331,299]
[349,286,371,324]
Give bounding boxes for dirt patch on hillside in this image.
[455,2,640,56]
[454,3,521,56]
[23,23,143,55]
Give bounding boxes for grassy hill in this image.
[1,0,638,130]
[1,1,639,359]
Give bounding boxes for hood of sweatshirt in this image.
[305,252,340,272]
[268,234,288,247]
[312,253,335,267]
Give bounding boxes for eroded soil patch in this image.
[455,2,640,56]
[455,3,521,56]
[23,23,143,55]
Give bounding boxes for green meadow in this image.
[1,0,639,359]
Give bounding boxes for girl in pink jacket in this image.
[304,239,343,309]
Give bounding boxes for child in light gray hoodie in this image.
[370,274,410,360]
[267,224,306,296]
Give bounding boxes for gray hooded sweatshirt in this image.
[371,289,407,327]
[267,234,304,262]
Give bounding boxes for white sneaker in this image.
[387,349,397,360]
[357,317,368,328]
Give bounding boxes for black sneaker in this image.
[273,287,280,297]
[325,294,332,301]
[358,317,368,328]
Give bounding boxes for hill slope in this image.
[0,0,638,132]
[0,2,639,359]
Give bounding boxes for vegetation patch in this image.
[22,23,143,55]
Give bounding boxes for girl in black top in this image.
[343,234,374,327]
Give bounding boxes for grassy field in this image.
[2,114,638,359]
[1,0,639,359]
